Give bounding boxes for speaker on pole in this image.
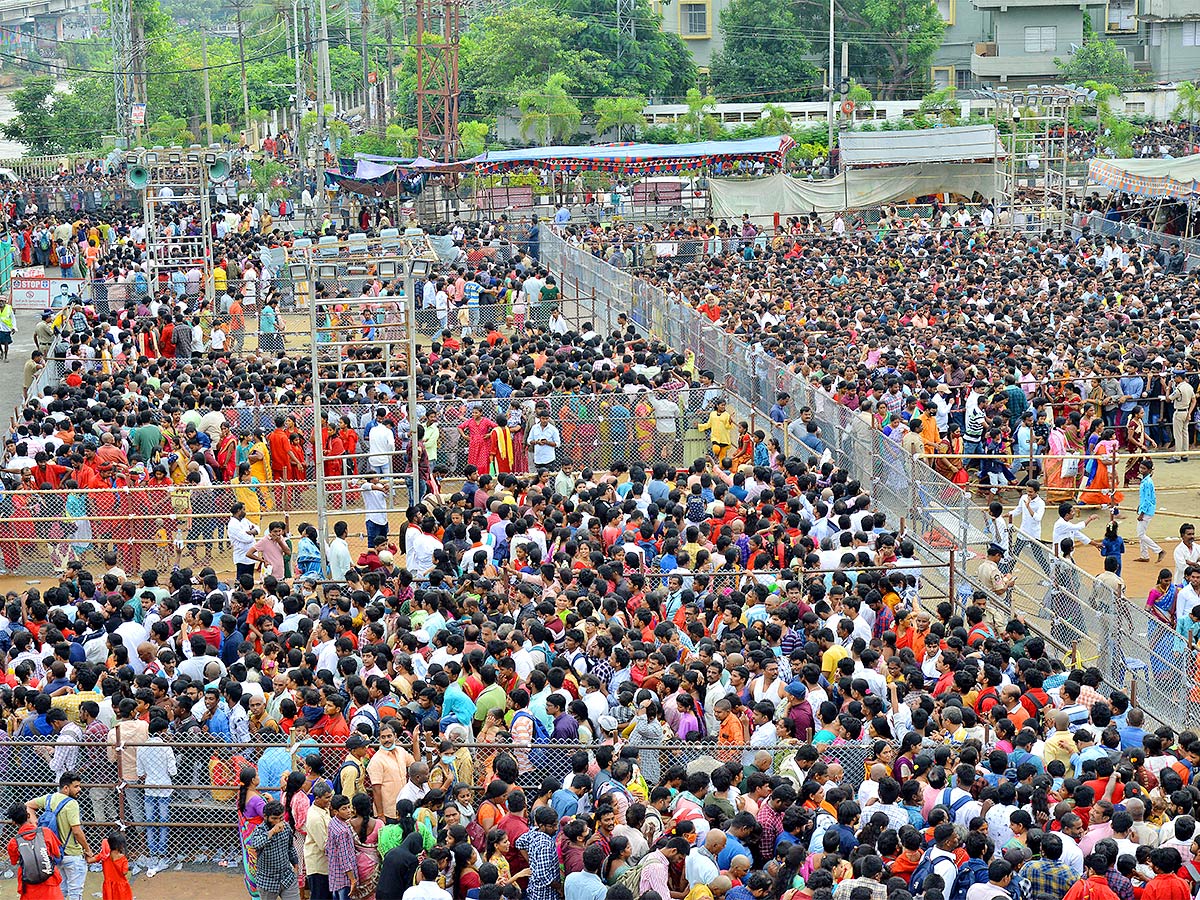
[126,165,150,190]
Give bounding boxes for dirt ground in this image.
[0,867,243,900]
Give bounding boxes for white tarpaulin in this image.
[709,165,1001,217]
[839,125,1002,166]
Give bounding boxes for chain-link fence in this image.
[542,226,1180,729]
[0,737,874,872]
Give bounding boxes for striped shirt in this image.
[246,821,298,893]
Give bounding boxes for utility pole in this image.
[111,0,132,145]
[227,0,253,146]
[201,27,214,144]
[826,0,834,167]
[316,0,331,221]
[293,0,304,136]
[361,0,371,130]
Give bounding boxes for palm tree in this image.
[518,72,581,146]
[758,103,792,136]
[375,0,403,102]
[682,87,719,141]
[1176,81,1200,150]
[594,95,647,141]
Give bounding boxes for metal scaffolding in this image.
[137,153,217,307]
[979,84,1098,225]
[414,0,461,162]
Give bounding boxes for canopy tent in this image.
[324,155,451,198]
[1088,156,1200,200]
[709,165,1001,217]
[464,135,795,174]
[839,125,1003,167]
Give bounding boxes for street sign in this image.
[131,103,146,126]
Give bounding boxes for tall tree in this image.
[681,87,719,141]
[1,76,56,155]
[552,0,694,100]
[594,95,647,140]
[709,0,816,102]
[757,103,792,136]
[459,4,607,116]
[518,72,581,145]
[1055,39,1141,90]
[1175,81,1200,148]
[794,0,944,99]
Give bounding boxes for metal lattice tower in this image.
[111,0,133,144]
[414,0,460,161]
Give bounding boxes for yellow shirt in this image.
[700,410,733,446]
[249,440,272,483]
[821,644,849,680]
[213,266,228,295]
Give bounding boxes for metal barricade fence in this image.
[541,226,1180,728]
[0,737,875,870]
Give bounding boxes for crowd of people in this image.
[3,157,1200,900]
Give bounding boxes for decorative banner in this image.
[14,266,44,278]
[131,103,146,126]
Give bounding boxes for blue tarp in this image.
[464,135,794,172]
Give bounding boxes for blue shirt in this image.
[717,832,752,869]
[550,788,581,819]
[1120,376,1145,412]
[442,682,477,727]
[1139,476,1157,516]
[564,871,607,900]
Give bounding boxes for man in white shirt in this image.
[1175,523,1200,585]
[527,411,561,470]
[367,412,397,474]
[408,519,443,578]
[1010,482,1048,573]
[1051,502,1096,552]
[228,503,259,581]
[1176,566,1200,626]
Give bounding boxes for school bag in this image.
[14,828,58,885]
[36,794,71,842]
[613,855,655,893]
[511,709,550,769]
[908,849,938,894]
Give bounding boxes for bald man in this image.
[686,830,726,887]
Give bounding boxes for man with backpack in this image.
[910,823,962,900]
[26,772,93,900]
[6,800,64,900]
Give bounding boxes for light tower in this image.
[414,0,460,161]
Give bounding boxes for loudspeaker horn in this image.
[208,154,232,183]
[126,165,150,190]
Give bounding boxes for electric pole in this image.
[316,0,331,220]
[111,0,132,145]
[201,27,214,143]
[361,0,371,130]
[227,0,253,145]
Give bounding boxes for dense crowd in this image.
[4,165,1200,900]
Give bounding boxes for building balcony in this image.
[970,48,1064,79]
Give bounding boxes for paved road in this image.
[0,305,39,423]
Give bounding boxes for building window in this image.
[956,68,972,90]
[680,2,708,37]
[1106,0,1136,32]
[1125,101,1146,113]
[937,0,955,24]
[1151,22,1162,45]
[1185,21,1198,46]
[1024,25,1057,52]
[931,67,953,89]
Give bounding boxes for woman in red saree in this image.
[730,421,754,471]
[459,406,496,474]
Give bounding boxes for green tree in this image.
[459,4,606,115]
[1175,81,1200,146]
[709,0,816,102]
[918,87,960,126]
[681,87,719,141]
[1,76,57,155]
[594,95,647,140]
[551,0,694,99]
[144,113,195,145]
[517,72,581,145]
[457,120,489,158]
[795,0,943,98]
[1055,38,1141,89]
[757,103,792,136]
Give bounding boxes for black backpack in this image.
[15,827,58,885]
